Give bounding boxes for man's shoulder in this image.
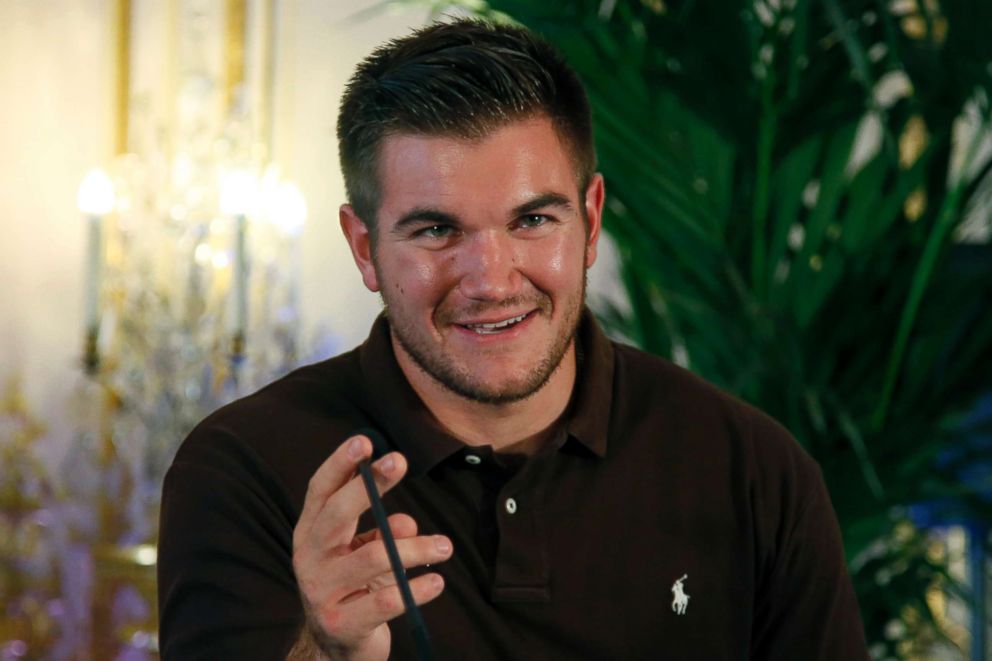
[608,339,817,475]
[169,346,369,488]
[196,346,363,432]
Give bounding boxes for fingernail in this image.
[377,454,395,474]
[432,574,444,590]
[348,437,364,459]
[435,536,451,554]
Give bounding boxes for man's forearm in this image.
[286,627,332,661]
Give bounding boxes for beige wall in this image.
[0,0,117,445]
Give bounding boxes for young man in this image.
[158,20,870,660]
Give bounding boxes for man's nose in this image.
[456,231,522,301]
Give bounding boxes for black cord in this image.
[355,428,434,661]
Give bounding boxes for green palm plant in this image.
[413,0,992,656]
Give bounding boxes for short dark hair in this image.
[337,19,596,232]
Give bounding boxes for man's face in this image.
[341,115,604,404]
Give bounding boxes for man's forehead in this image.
[376,116,579,215]
[379,115,567,163]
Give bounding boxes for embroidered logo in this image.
[671,574,690,615]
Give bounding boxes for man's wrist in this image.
[286,624,334,661]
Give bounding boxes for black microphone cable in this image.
[354,427,434,661]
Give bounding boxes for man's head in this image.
[337,19,596,234]
[338,20,604,406]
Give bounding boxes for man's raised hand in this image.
[290,435,452,660]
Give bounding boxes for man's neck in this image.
[391,337,577,456]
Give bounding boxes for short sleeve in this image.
[750,461,870,660]
[157,428,303,659]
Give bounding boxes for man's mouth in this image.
[459,312,530,335]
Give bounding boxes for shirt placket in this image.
[490,456,551,604]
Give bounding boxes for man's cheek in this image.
[411,262,440,288]
[386,257,442,298]
[535,239,581,283]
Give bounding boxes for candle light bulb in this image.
[212,251,231,270]
[194,243,213,266]
[272,182,307,237]
[260,165,281,209]
[77,169,116,215]
[220,170,259,216]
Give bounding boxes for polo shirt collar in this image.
[566,308,614,459]
[357,308,615,475]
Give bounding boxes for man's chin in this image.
[445,378,549,406]
[431,366,548,404]
[486,374,543,399]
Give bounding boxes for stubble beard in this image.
[385,274,587,405]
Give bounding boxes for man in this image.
[158,19,870,660]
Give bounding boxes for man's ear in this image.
[339,204,380,292]
[583,173,605,269]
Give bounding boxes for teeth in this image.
[466,313,527,333]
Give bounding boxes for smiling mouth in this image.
[459,312,530,335]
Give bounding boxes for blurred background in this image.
[0,0,990,659]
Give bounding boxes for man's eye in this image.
[416,224,453,239]
[519,214,551,228]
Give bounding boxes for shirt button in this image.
[505,498,517,514]
[464,454,482,465]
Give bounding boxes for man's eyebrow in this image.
[512,192,574,216]
[390,192,575,235]
[391,208,460,234]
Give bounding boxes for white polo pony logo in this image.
[671,574,690,615]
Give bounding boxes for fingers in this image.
[308,452,408,550]
[311,532,452,607]
[330,534,452,599]
[351,513,418,550]
[293,435,450,658]
[357,573,446,626]
[297,435,373,541]
[320,573,446,643]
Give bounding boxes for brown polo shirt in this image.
[158,311,869,659]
